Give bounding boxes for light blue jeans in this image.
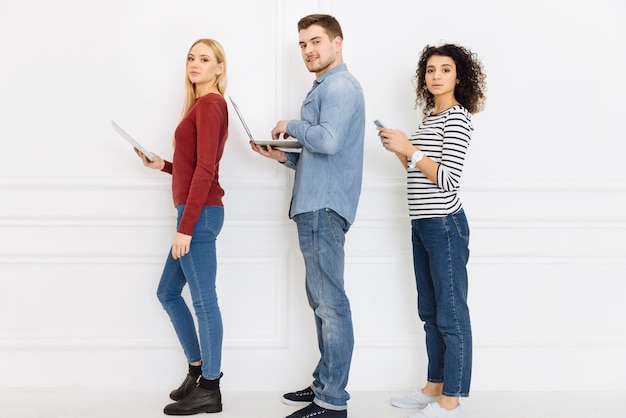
[294,209,353,410]
[157,205,224,380]
[411,210,472,397]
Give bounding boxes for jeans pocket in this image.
[452,211,470,241]
[205,207,224,237]
[325,209,349,246]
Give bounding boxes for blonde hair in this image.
[180,38,227,119]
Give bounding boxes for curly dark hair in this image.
[413,44,487,117]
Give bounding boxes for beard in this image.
[305,55,336,74]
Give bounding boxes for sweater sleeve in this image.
[436,110,472,192]
[177,101,225,235]
[162,160,173,174]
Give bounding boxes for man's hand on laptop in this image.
[271,120,290,140]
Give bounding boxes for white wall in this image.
[1,0,625,394]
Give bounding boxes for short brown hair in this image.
[297,14,343,40]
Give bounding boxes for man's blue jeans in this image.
[294,209,353,410]
[411,209,472,397]
[157,205,224,380]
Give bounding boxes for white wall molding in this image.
[363,177,626,192]
[3,176,625,192]
[0,252,290,348]
[0,218,295,228]
[2,254,622,266]
[3,334,622,352]
[469,256,626,265]
[472,336,626,349]
[0,335,286,350]
[354,335,626,349]
[0,176,292,191]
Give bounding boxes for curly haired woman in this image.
[378,43,487,418]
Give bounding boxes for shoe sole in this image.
[282,398,314,406]
[391,398,438,409]
[164,405,223,415]
[391,401,426,409]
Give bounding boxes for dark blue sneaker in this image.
[285,402,347,418]
[282,387,315,405]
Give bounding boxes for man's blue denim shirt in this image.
[283,63,365,225]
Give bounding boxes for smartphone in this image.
[373,119,386,128]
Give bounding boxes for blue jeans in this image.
[294,209,353,410]
[157,205,224,380]
[411,210,472,397]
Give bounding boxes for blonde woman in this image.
[136,38,228,415]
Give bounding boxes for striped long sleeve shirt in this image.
[407,105,473,220]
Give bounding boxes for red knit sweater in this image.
[161,93,228,235]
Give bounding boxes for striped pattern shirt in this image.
[407,105,473,220]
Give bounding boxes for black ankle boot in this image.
[169,373,200,401]
[164,374,223,415]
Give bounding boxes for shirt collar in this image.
[314,63,348,85]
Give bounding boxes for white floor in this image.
[0,391,623,418]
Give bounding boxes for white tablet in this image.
[111,120,154,162]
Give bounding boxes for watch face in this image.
[409,151,423,168]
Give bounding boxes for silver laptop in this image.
[229,97,302,149]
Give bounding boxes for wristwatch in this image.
[408,150,424,169]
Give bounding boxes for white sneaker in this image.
[408,402,464,418]
[390,389,439,408]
